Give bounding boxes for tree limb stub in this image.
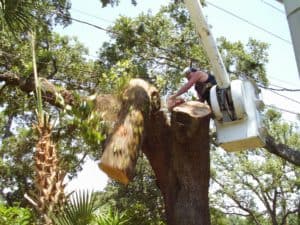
[265,135,300,166]
[0,71,118,122]
[99,79,160,184]
[0,71,75,108]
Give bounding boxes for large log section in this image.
[99,79,211,225]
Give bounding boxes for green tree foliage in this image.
[97,2,269,97]
[99,0,137,8]
[98,3,206,94]
[0,128,36,205]
[219,37,269,85]
[96,156,166,225]
[94,206,130,225]
[210,207,253,225]
[210,110,300,225]
[0,204,35,225]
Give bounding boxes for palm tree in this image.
[1,3,68,220]
[1,1,70,224]
[23,32,67,225]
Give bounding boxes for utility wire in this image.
[206,0,292,45]
[68,16,117,34]
[54,10,118,34]
[260,0,285,14]
[72,8,114,24]
[269,83,300,92]
[259,83,300,92]
[265,104,300,116]
[268,75,300,88]
[268,89,300,105]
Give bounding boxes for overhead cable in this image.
[72,8,114,24]
[265,104,300,116]
[259,84,300,92]
[268,90,300,105]
[206,0,291,45]
[260,0,285,14]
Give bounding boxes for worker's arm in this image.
[170,73,200,99]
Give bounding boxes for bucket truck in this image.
[184,0,265,151]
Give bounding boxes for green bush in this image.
[0,204,35,225]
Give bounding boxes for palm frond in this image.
[95,207,130,225]
[0,0,37,32]
[51,190,98,225]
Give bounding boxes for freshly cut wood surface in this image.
[173,101,211,118]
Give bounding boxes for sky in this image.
[56,0,300,192]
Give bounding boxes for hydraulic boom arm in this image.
[184,0,230,88]
[183,0,265,151]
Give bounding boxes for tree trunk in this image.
[144,101,211,225]
[100,79,211,225]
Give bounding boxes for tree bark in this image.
[265,135,300,166]
[143,101,211,225]
[99,79,160,184]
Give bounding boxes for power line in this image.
[259,83,300,92]
[265,104,299,116]
[268,89,300,105]
[268,75,300,88]
[206,0,292,45]
[69,16,117,34]
[54,9,118,34]
[269,83,300,91]
[72,8,114,24]
[260,0,285,14]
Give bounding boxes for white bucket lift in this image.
[184,0,265,151]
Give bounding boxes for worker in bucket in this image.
[167,67,217,110]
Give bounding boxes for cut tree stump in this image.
[143,100,212,225]
[167,101,211,225]
[172,101,211,142]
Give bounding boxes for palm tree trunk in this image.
[26,32,66,225]
[34,115,66,224]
